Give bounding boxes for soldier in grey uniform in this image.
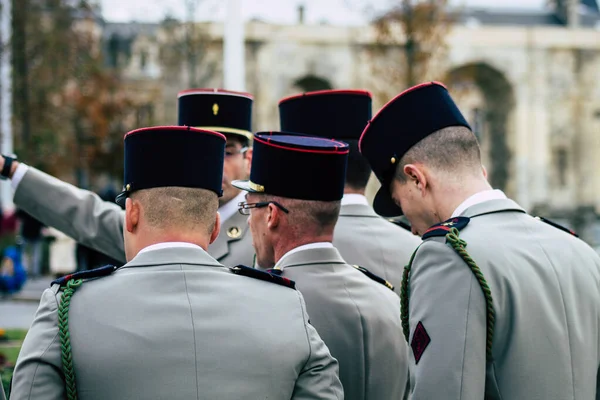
[233,132,408,400]
[360,81,600,399]
[10,126,343,400]
[278,90,420,292]
[0,89,255,267]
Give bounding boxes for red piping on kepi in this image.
[177,88,254,100]
[254,135,349,155]
[278,89,372,105]
[124,126,227,141]
[358,81,447,152]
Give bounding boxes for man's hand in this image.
[0,155,19,179]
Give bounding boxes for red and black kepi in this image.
[278,89,372,140]
[116,126,226,206]
[177,88,253,141]
[232,132,349,201]
[359,82,471,217]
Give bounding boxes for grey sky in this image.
[99,0,547,24]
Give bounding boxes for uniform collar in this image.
[218,191,247,225]
[451,189,507,218]
[138,242,204,255]
[460,197,526,218]
[125,244,220,269]
[339,202,378,218]
[274,242,337,270]
[341,193,369,206]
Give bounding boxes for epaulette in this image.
[534,216,579,237]
[352,265,395,291]
[51,265,118,287]
[422,216,470,240]
[230,265,296,289]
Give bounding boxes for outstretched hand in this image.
[0,155,19,179]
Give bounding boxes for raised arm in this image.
[4,157,126,264]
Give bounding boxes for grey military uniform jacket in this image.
[13,167,255,267]
[333,203,420,293]
[10,246,343,400]
[274,246,409,400]
[405,198,600,400]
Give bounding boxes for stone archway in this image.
[293,75,333,92]
[445,63,515,192]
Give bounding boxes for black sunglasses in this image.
[238,201,290,215]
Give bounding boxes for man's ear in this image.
[209,212,221,244]
[125,198,140,234]
[403,164,428,193]
[482,164,488,179]
[266,202,281,230]
[244,147,253,177]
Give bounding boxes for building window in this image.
[140,50,148,72]
[294,75,332,92]
[108,35,120,68]
[556,148,568,188]
[472,107,485,142]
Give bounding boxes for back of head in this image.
[133,187,218,236]
[267,195,341,237]
[395,126,483,183]
[117,126,226,261]
[233,133,348,267]
[278,90,372,192]
[345,140,372,191]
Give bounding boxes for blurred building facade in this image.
[98,0,600,246]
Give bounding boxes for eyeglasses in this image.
[238,201,290,215]
[225,146,249,158]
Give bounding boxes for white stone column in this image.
[0,0,13,210]
[513,86,531,210]
[224,0,245,91]
[527,48,550,208]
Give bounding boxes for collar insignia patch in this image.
[422,216,470,240]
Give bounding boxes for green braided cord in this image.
[400,228,495,361]
[400,247,420,342]
[445,227,495,360]
[58,279,83,400]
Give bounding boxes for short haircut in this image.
[395,126,482,183]
[132,187,218,235]
[345,140,372,191]
[261,194,341,235]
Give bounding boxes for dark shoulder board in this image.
[534,216,578,237]
[230,265,296,289]
[51,265,118,287]
[352,265,395,291]
[422,216,470,240]
[387,218,412,231]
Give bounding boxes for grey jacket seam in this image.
[180,265,200,400]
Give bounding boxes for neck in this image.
[344,186,366,195]
[434,177,493,222]
[273,232,333,264]
[130,229,211,260]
